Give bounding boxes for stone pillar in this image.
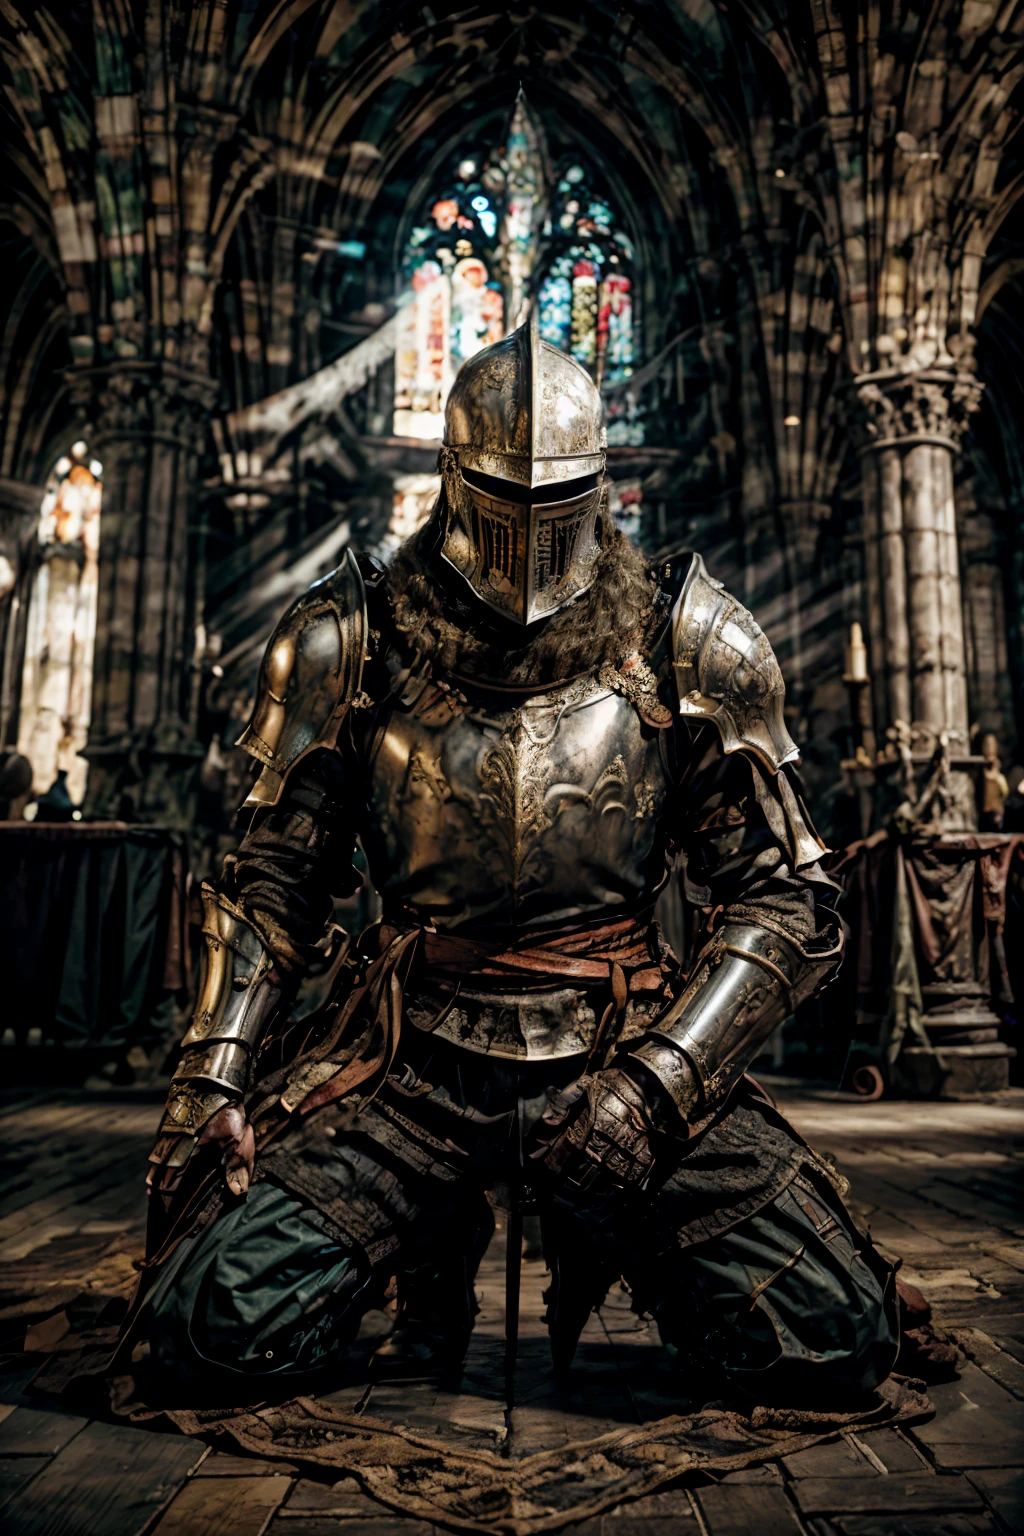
[856,367,1014,1095]
[0,477,45,750]
[857,370,979,799]
[75,363,215,828]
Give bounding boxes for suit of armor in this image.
[143,321,897,1406]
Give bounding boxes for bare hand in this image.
[199,1103,256,1196]
[146,1103,255,1198]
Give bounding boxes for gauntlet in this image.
[148,886,281,1177]
[628,919,842,1124]
[534,1069,657,1193]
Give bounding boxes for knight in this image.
[139,317,897,1405]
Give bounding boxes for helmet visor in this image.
[453,468,602,625]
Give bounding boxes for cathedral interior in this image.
[1,2,1024,1533]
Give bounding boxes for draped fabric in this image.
[0,823,188,1048]
[832,830,1023,1078]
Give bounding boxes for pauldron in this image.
[670,553,799,775]
[153,888,281,1167]
[628,920,842,1121]
[236,548,370,809]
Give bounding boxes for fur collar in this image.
[386,511,659,688]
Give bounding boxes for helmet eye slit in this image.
[477,505,520,595]
[461,465,598,505]
[538,508,586,587]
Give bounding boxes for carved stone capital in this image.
[67,361,218,450]
[854,368,982,453]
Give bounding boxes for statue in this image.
[980,732,1009,831]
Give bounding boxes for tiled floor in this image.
[0,1082,1022,1535]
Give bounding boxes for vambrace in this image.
[627,920,841,1124]
[153,887,282,1169]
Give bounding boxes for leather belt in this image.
[373,914,666,992]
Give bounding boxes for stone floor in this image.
[0,1081,1022,1535]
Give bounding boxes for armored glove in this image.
[532,1069,657,1194]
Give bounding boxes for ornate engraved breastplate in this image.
[361,672,670,935]
[358,672,671,1060]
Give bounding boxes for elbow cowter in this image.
[628,917,843,1123]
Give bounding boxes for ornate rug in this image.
[146,1378,929,1535]
[13,1221,931,1536]
[28,1320,929,1536]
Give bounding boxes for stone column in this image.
[856,367,1014,1096]
[856,369,979,805]
[74,363,216,828]
[0,477,45,750]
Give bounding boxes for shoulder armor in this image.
[670,553,798,774]
[236,549,367,809]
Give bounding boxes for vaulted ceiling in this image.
[4,2,1020,475]
[2,1,1024,811]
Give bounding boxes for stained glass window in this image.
[393,107,641,445]
[393,259,454,439]
[537,163,641,443]
[17,442,102,806]
[501,99,543,327]
[538,265,571,350]
[393,139,508,438]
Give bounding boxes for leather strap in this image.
[373,912,663,988]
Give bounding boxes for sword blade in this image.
[504,1086,529,1410]
[504,1198,523,1407]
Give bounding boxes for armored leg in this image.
[143,1180,372,1402]
[373,1199,495,1375]
[143,1130,480,1403]
[631,1172,898,1408]
[540,1199,620,1373]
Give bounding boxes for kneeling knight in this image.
[137,317,897,1406]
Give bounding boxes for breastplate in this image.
[361,672,670,933]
